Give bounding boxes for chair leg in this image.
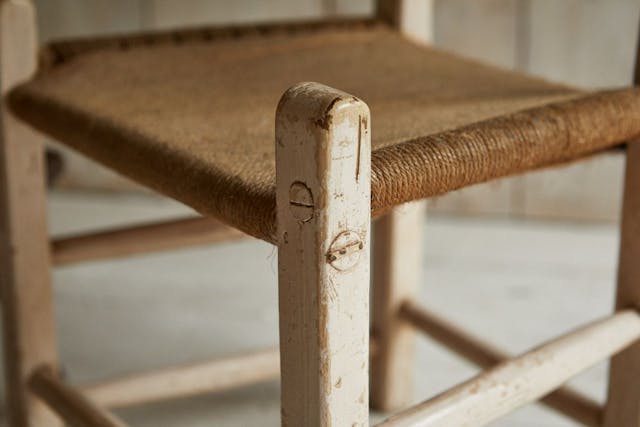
[371,201,425,411]
[604,141,640,427]
[0,85,61,427]
[0,2,60,425]
[276,82,371,426]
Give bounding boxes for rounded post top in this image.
[276,82,370,131]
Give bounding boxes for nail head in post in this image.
[327,230,364,271]
[289,181,314,222]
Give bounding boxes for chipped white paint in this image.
[400,300,602,426]
[276,82,371,426]
[378,310,640,427]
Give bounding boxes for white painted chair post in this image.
[276,82,371,426]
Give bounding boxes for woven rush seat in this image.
[8,19,640,242]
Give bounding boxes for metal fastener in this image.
[289,181,314,222]
[327,230,364,271]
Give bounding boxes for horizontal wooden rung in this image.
[29,366,127,427]
[399,300,603,426]
[81,348,280,408]
[379,308,640,427]
[80,337,379,410]
[52,216,245,266]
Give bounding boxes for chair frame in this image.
[1,0,640,426]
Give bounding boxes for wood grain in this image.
[0,1,60,425]
[82,348,279,409]
[604,140,640,427]
[379,310,640,427]
[276,82,371,426]
[370,201,425,411]
[29,367,127,427]
[401,300,602,427]
[52,216,245,265]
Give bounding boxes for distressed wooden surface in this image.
[276,82,371,426]
[401,300,603,427]
[379,310,640,427]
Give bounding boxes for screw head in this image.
[289,182,314,222]
[327,230,364,271]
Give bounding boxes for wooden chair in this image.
[2,0,640,425]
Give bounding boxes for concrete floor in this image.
[0,190,622,426]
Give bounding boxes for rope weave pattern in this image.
[9,21,640,243]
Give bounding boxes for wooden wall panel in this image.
[429,0,523,217]
[519,153,625,222]
[433,0,518,69]
[144,0,324,30]
[34,0,142,41]
[430,0,638,222]
[517,0,639,222]
[330,0,374,17]
[527,0,639,89]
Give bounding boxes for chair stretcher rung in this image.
[29,366,127,427]
[52,216,245,266]
[80,337,380,410]
[399,300,602,426]
[81,348,280,408]
[378,309,640,427]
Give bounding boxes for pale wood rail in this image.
[52,216,245,266]
[81,337,379,410]
[400,300,602,426]
[378,309,640,427]
[29,366,127,427]
[400,301,602,427]
[371,202,425,411]
[82,348,279,409]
